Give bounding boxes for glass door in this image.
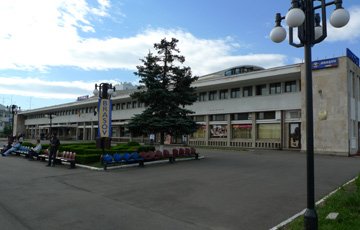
[289,123,301,148]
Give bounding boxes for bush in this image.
[76,154,102,164]
[138,145,155,152]
[127,141,140,146]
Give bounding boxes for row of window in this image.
[197,80,298,102]
[194,111,279,122]
[191,123,281,139]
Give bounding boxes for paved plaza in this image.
[0,145,359,230]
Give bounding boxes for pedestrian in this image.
[47,132,60,167]
[1,138,21,156]
[28,139,42,160]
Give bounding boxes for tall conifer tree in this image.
[127,38,198,145]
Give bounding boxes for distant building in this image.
[14,53,360,156]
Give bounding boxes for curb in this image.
[75,156,205,171]
[269,177,357,230]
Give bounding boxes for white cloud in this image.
[0,77,120,99]
[0,1,286,76]
[326,6,360,42]
[0,0,288,103]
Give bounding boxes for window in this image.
[257,124,281,139]
[209,91,217,101]
[269,83,281,94]
[232,124,252,139]
[121,103,125,110]
[132,101,137,108]
[126,102,131,109]
[230,88,240,98]
[231,113,250,120]
[191,125,206,138]
[198,92,207,102]
[285,81,297,92]
[256,111,276,120]
[209,114,226,121]
[193,116,205,122]
[256,84,267,96]
[219,90,228,100]
[243,86,253,97]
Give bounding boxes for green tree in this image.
[3,124,12,136]
[127,38,198,145]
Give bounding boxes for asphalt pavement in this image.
[0,145,359,230]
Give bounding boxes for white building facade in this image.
[15,54,360,156]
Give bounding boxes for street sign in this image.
[98,99,112,138]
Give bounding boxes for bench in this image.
[39,150,76,168]
[102,147,199,170]
[13,146,32,157]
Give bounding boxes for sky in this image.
[0,0,359,110]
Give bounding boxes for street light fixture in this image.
[270,1,350,229]
[6,104,20,135]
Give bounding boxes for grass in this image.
[281,175,360,229]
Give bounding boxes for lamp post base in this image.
[304,208,318,230]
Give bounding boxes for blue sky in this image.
[0,0,359,110]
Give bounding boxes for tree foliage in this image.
[127,38,198,144]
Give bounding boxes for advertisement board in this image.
[98,99,112,138]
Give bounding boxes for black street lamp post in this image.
[45,113,56,137]
[270,1,350,229]
[7,104,20,136]
[93,83,116,156]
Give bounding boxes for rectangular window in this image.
[198,92,207,102]
[209,91,217,101]
[121,103,125,110]
[209,114,226,121]
[126,102,131,109]
[231,113,250,120]
[132,101,137,108]
[219,89,228,100]
[257,124,281,139]
[269,83,281,94]
[232,124,252,139]
[193,116,205,122]
[243,86,253,97]
[285,81,297,93]
[256,111,276,120]
[230,88,240,98]
[256,84,267,96]
[191,125,206,138]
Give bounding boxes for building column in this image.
[227,114,231,147]
[205,115,209,146]
[83,125,86,141]
[251,112,256,148]
[76,127,80,141]
[90,122,95,140]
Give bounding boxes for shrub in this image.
[127,141,140,146]
[76,154,102,164]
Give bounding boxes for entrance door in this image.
[289,123,301,148]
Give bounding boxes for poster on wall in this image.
[210,125,227,138]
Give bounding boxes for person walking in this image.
[47,133,60,167]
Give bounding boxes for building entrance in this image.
[289,123,301,148]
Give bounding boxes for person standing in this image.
[47,133,60,167]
